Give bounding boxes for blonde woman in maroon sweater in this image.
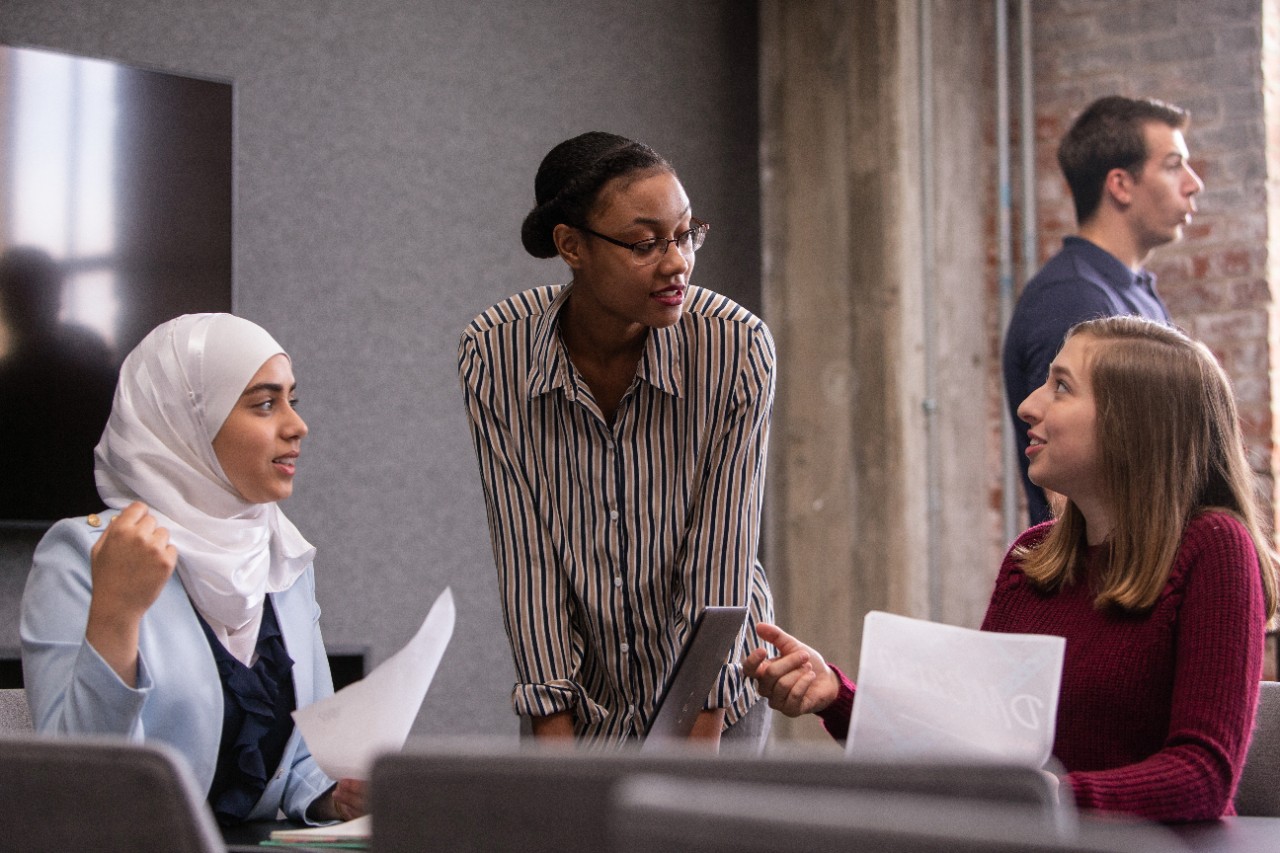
[747,316,1278,822]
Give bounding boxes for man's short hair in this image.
[1057,95,1189,225]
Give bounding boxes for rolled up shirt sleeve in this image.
[459,324,607,726]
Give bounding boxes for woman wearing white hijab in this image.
[21,313,365,826]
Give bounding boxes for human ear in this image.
[1103,167,1136,208]
[553,223,586,270]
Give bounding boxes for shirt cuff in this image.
[816,662,856,743]
[707,660,756,725]
[511,679,607,727]
[66,639,152,735]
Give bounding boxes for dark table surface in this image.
[223,814,1279,853]
[1170,816,1280,853]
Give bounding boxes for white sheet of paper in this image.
[846,610,1064,767]
[269,814,371,842]
[293,587,455,780]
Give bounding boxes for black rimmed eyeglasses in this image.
[577,218,710,267]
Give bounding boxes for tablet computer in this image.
[641,606,749,751]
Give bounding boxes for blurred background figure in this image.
[0,245,117,522]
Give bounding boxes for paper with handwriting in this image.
[846,610,1064,767]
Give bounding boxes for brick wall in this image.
[998,0,1276,529]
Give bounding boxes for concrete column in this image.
[760,0,998,741]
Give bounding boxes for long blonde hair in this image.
[1017,316,1278,619]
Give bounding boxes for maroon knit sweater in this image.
[819,511,1266,823]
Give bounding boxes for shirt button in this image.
[609,510,619,521]
[614,577,622,588]
[620,643,630,654]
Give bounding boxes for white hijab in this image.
[95,313,315,663]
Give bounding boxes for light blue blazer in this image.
[20,511,336,823]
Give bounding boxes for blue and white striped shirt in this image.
[459,283,775,745]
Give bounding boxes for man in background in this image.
[1003,95,1204,525]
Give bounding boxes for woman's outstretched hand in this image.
[743,622,840,717]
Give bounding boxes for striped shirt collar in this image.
[526,282,685,401]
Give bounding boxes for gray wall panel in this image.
[0,0,760,738]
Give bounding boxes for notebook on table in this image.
[641,606,748,751]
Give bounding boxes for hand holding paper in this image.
[294,587,456,780]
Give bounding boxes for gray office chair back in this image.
[1235,679,1280,816]
[0,687,33,732]
[370,737,1063,853]
[0,734,225,852]
[612,775,1188,853]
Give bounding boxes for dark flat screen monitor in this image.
[0,44,232,527]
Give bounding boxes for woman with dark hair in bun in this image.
[459,132,775,748]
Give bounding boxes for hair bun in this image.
[520,203,559,259]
